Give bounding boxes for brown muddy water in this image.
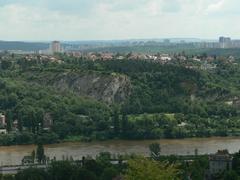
[1,137,240,165]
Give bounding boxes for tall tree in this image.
[6,110,13,132]
[17,108,26,132]
[149,143,161,161]
[35,108,44,132]
[1,59,12,70]
[31,150,36,163]
[113,107,120,135]
[36,143,45,164]
[121,112,128,137]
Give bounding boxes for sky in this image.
[0,0,240,41]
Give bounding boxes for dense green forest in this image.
[0,52,240,145]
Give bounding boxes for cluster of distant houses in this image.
[0,114,7,134]
[22,54,63,64]
[0,112,53,135]
[1,50,238,71]
[67,51,173,63]
[66,52,237,70]
[0,113,18,134]
[19,51,236,72]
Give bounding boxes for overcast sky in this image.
[0,0,239,41]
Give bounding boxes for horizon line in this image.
[1,36,240,43]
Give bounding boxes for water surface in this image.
[0,137,240,165]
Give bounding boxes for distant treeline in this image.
[82,45,240,57]
[0,41,49,51]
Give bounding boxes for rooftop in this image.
[209,150,233,161]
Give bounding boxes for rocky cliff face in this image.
[50,72,131,104]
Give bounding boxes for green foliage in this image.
[233,151,240,175]
[223,170,239,180]
[121,112,129,138]
[6,110,13,132]
[1,60,12,70]
[182,156,209,180]
[15,168,48,180]
[48,161,76,180]
[36,143,45,163]
[149,143,161,160]
[100,167,118,180]
[113,106,120,136]
[45,158,118,180]
[73,168,97,180]
[124,156,180,180]
[0,175,15,180]
[1,54,240,143]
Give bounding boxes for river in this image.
[0,137,240,166]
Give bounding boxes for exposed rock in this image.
[50,72,131,104]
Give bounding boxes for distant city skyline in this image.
[0,0,240,41]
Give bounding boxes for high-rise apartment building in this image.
[219,37,231,48]
[163,39,170,44]
[50,41,62,54]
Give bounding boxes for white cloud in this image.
[0,0,240,40]
[205,0,225,14]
